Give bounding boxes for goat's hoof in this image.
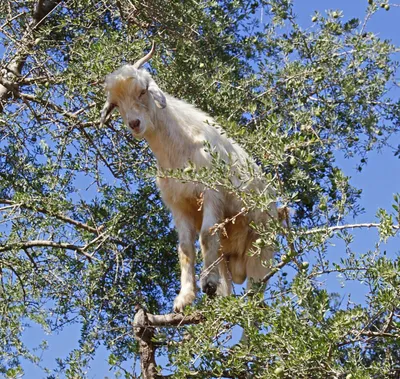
[173,290,196,313]
[201,279,218,297]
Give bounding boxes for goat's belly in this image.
[157,177,203,230]
[157,177,203,205]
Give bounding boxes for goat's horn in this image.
[133,42,155,69]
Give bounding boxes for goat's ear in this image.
[148,80,166,109]
[99,100,116,127]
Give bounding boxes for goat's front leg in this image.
[173,215,197,313]
[199,191,223,297]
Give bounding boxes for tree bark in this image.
[0,0,62,112]
[133,305,204,379]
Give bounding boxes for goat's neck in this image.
[145,104,193,170]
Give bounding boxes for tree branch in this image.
[302,222,400,235]
[0,198,131,248]
[0,198,101,234]
[360,330,400,339]
[0,0,62,112]
[252,221,400,292]
[133,306,204,378]
[0,77,93,126]
[0,239,97,261]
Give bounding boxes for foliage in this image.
[0,0,399,377]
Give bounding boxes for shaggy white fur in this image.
[101,53,277,312]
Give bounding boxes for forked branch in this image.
[133,306,204,379]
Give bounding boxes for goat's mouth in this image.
[130,125,141,133]
[128,125,144,138]
[127,123,141,134]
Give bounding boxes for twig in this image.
[0,239,98,261]
[302,222,400,235]
[0,198,101,234]
[247,221,400,296]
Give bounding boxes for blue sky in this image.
[16,1,400,378]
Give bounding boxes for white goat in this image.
[100,45,277,312]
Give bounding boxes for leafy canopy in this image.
[0,0,399,377]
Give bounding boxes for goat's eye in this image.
[139,89,146,97]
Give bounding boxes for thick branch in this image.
[0,0,62,112]
[133,306,204,378]
[146,312,204,327]
[33,0,61,22]
[133,307,162,379]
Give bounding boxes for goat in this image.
[100,45,277,312]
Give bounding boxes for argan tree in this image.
[0,0,399,378]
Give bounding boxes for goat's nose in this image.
[129,119,141,130]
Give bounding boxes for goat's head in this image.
[100,43,166,138]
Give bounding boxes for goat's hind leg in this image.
[199,191,224,297]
